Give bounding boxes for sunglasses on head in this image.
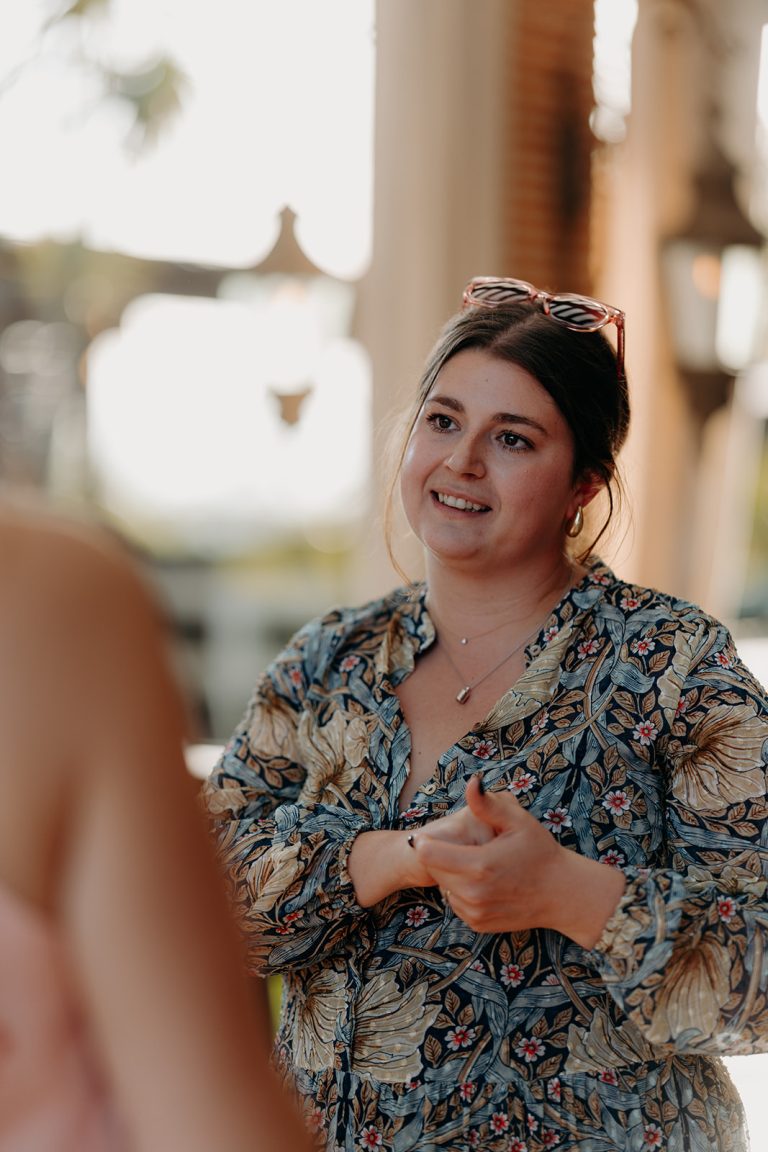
[462,276,626,382]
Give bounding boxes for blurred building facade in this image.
[0,0,767,735]
[357,0,600,589]
[358,0,768,639]
[598,0,767,624]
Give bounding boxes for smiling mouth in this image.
[434,491,490,513]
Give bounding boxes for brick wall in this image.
[502,0,596,294]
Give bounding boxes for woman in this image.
[0,497,310,1151]
[203,277,768,1151]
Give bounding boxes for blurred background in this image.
[4,0,768,1128]
[3,0,768,737]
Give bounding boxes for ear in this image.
[567,471,604,520]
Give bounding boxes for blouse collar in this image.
[380,559,616,687]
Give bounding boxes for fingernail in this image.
[407,833,415,848]
[476,774,485,795]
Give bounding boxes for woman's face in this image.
[400,347,589,573]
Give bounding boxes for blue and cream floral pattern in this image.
[202,562,768,1152]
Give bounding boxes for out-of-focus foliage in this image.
[47,0,111,16]
[105,58,186,148]
[2,0,187,151]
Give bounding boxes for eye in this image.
[498,430,531,451]
[424,411,456,432]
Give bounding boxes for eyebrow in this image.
[426,394,549,435]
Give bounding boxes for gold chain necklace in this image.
[442,616,515,647]
[433,572,574,704]
[440,618,547,705]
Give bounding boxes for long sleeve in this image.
[201,617,377,975]
[589,620,768,1055]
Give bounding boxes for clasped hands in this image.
[406,776,625,948]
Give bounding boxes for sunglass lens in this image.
[467,281,532,307]
[547,296,608,330]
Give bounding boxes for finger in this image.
[465,773,521,832]
[413,835,476,882]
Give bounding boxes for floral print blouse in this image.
[202,562,768,1152]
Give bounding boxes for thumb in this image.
[465,773,519,833]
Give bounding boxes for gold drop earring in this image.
[566,505,584,538]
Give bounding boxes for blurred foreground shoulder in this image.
[0,499,180,764]
[0,498,158,631]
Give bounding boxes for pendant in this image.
[456,685,471,704]
[460,637,468,645]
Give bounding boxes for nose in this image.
[445,433,486,477]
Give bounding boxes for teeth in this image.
[437,492,487,512]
